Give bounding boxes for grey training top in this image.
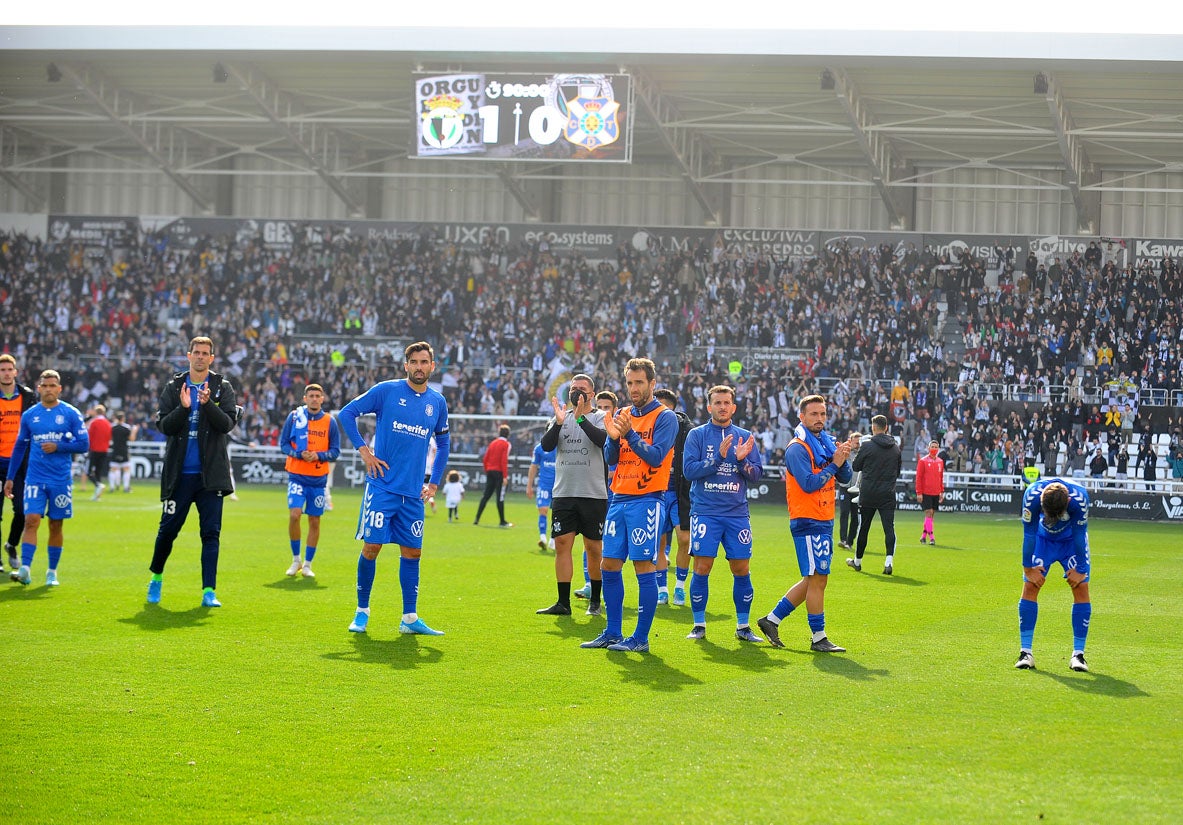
[550,409,608,499]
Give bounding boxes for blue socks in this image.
[290,539,301,556]
[537,514,547,536]
[634,571,658,642]
[582,552,590,585]
[675,566,689,586]
[305,545,317,563]
[1072,602,1091,653]
[400,557,420,616]
[807,612,826,639]
[21,542,35,567]
[657,568,668,590]
[356,554,376,609]
[733,574,753,627]
[1019,598,1038,650]
[690,572,709,625]
[47,545,62,570]
[602,569,625,637]
[771,596,796,622]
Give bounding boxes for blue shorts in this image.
[689,513,753,560]
[602,497,663,563]
[1026,537,1091,582]
[288,479,328,516]
[355,483,425,549]
[535,487,552,509]
[23,480,73,520]
[792,526,833,576]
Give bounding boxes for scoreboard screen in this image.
[413,72,632,163]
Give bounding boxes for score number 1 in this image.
[477,104,564,146]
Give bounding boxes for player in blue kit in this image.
[681,385,765,642]
[4,370,89,586]
[526,442,556,551]
[1016,478,1093,672]
[337,342,451,637]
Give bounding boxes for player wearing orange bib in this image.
[581,358,677,653]
[0,354,36,574]
[280,384,340,578]
[757,395,858,652]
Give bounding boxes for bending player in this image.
[1015,478,1093,673]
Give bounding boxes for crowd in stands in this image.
[1,225,1181,481]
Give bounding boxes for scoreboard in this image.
[413,72,633,163]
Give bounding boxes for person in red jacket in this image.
[915,440,945,544]
[474,424,512,527]
[86,404,113,501]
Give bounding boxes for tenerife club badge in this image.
[413,71,632,162]
[554,74,621,152]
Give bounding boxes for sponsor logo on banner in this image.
[1163,496,1183,520]
[1029,235,1129,268]
[1133,238,1183,266]
[722,229,817,259]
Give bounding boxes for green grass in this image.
[1,487,1180,824]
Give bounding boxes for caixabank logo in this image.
[1163,495,1183,520]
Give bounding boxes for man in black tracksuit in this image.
[848,414,902,575]
[147,336,239,608]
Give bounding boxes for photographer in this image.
[535,375,609,617]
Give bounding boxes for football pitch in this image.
[2,487,1180,824]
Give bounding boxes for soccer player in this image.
[536,375,608,617]
[146,337,240,607]
[4,370,89,586]
[85,404,112,501]
[848,414,902,574]
[279,384,340,578]
[582,358,677,653]
[681,385,765,642]
[337,341,451,637]
[107,411,136,493]
[0,354,36,573]
[757,395,856,652]
[916,439,946,544]
[474,425,512,527]
[654,388,694,606]
[1016,478,1093,672]
[525,441,556,551]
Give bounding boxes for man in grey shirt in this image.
[535,373,609,617]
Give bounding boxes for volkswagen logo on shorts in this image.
[630,528,648,545]
[315,495,325,508]
[412,520,424,538]
[738,528,752,544]
[55,494,70,508]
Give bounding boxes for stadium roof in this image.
[3,11,1183,226]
